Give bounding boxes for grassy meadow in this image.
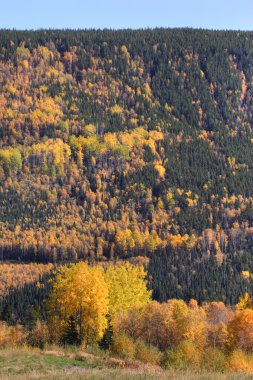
[0,347,253,380]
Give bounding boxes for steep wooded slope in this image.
[1,29,253,300]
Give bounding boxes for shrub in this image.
[0,322,26,347]
[111,333,135,359]
[27,320,50,349]
[162,348,186,370]
[227,349,253,373]
[135,340,162,365]
[201,348,226,372]
[162,340,201,370]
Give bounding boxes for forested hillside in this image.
[1,28,253,302]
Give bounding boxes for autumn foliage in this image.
[112,293,253,372]
[0,263,54,298]
[47,262,151,344]
[2,29,253,374]
[2,259,253,373]
[1,30,253,302]
[48,262,109,344]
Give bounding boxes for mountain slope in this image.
[1,29,253,300]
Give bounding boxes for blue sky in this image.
[1,0,253,30]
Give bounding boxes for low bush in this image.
[111,333,135,359]
[135,340,162,365]
[0,322,26,348]
[27,320,50,349]
[201,348,226,372]
[162,341,202,370]
[227,349,253,373]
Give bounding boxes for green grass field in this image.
[0,348,253,380]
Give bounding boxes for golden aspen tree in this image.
[228,309,253,352]
[104,263,151,321]
[48,262,109,344]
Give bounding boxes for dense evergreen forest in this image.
[1,28,253,303]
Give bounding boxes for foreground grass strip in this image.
[0,348,92,377]
[1,348,253,380]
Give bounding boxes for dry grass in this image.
[0,347,253,380]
